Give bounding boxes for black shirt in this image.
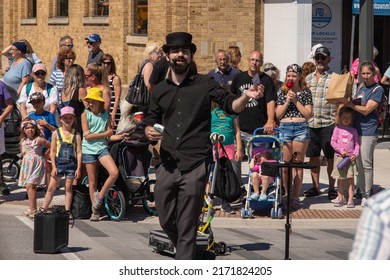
[230,71,276,133]
[145,71,236,172]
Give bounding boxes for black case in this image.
[71,184,92,219]
[149,229,209,255]
[34,212,69,254]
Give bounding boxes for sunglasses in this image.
[85,74,93,78]
[86,41,96,45]
[102,61,111,65]
[314,55,327,61]
[66,57,75,60]
[62,44,74,49]
[264,66,277,72]
[34,71,46,76]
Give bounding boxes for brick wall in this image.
[1,0,264,86]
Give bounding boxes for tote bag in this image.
[326,72,354,104]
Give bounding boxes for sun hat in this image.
[60,106,75,117]
[162,32,197,54]
[29,92,45,103]
[32,63,47,73]
[85,33,101,43]
[83,87,104,103]
[12,42,27,54]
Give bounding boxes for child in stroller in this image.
[248,147,277,201]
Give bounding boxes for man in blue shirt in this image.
[208,49,240,92]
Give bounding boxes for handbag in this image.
[213,144,241,203]
[326,72,354,104]
[125,61,150,107]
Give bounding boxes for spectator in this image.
[301,61,316,81]
[350,46,382,83]
[347,61,384,207]
[84,63,111,112]
[261,62,283,95]
[50,48,76,110]
[304,46,338,200]
[85,33,104,65]
[100,54,122,131]
[0,81,14,195]
[144,32,264,260]
[208,49,240,92]
[227,46,242,70]
[18,63,58,119]
[276,64,313,210]
[380,64,390,86]
[20,39,42,66]
[50,35,74,77]
[1,41,32,99]
[142,42,163,92]
[349,189,390,260]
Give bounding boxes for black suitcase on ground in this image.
[149,229,209,256]
[33,212,69,254]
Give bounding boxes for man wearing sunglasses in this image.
[304,46,337,200]
[50,35,74,77]
[85,33,104,65]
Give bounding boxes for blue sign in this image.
[352,0,390,16]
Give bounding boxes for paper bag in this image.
[326,72,354,104]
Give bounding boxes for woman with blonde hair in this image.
[227,46,242,70]
[262,62,282,94]
[141,42,163,92]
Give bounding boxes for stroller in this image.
[241,128,284,219]
[84,124,156,221]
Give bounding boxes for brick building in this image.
[0,0,266,86]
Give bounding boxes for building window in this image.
[27,0,37,18]
[57,0,68,17]
[134,0,148,35]
[95,0,109,16]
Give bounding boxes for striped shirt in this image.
[49,69,64,106]
[305,70,336,128]
[349,189,390,260]
[109,74,121,131]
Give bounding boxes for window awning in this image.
[352,0,390,16]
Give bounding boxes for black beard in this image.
[169,58,190,74]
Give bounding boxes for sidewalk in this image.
[1,139,389,220]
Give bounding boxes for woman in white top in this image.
[18,64,58,119]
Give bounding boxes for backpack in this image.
[26,82,53,97]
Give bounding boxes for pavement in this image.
[0,137,389,260]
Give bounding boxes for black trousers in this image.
[154,162,209,260]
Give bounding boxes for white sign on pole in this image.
[312,0,343,72]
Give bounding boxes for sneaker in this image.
[90,212,100,221]
[347,201,355,208]
[361,197,367,207]
[93,192,103,214]
[334,200,345,207]
[249,193,259,201]
[328,189,338,200]
[221,202,236,214]
[22,208,38,218]
[331,197,346,204]
[259,193,268,201]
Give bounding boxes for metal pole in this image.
[350,15,356,69]
[358,0,374,82]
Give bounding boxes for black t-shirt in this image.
[230,71,276,134]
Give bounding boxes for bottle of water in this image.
[337,157,351,170]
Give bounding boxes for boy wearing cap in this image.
[145,32,264,260]
[85,33,104,65]
[28,92,58,188]
[305,46,338,200]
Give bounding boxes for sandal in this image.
[303,187,321,197]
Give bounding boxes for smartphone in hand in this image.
[252,73,261,86]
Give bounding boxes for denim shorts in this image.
[279,121,310,143]
[82,149,110,164]
[56,161,77,179]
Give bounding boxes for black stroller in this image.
[83,124,156,221]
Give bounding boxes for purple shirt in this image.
[0,81,12,114]
[331,125,360,157]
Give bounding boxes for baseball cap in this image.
[85,33,101,43]
[32,63,47,73]
[314,46,331,57]
[29,92,45,103]
[60,106,75,117]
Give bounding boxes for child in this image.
[28,92,57,189]
[40,107,82,214]
[209,102,243,214]
[330,106,360,208]
[248,147,277,201]
[81,87,119,221]
[18,117,50,217]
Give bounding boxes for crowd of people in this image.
[0,31,389,259]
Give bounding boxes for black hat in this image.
[314,46,331,57]
[162,32,197,54]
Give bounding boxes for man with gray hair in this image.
[50,35,74,76]
[208,49,240,92]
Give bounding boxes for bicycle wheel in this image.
[2,158,20,182]
[142,179,157,216]
[104,187,126,221]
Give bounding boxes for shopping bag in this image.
[326,72,354,104]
